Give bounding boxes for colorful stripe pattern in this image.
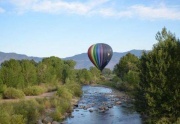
[87,43,113,71]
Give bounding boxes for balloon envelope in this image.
[88,43,113,71]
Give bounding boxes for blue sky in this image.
[0,0,180,58]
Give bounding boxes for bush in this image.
[51,108,63,121]
[0,103,14,124]
[3,87,25,99]
[0,84,7,94]
[23,86,45,96]
[65,82,82,97]
[0,111,11,124]
[11,114,26,124]
[56,86,72,101]
[13,100,43,124]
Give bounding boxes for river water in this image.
[63,85,142,124]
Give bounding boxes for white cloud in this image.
[95,4,180,20]
[94,8,132,18]
[3,0,180,20]
[130,4,180,20]
[0,7,5,13]
[32,1,91,14]
[8,0,109,15]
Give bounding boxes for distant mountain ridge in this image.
[0,51,42,64]
[65,49,146,70]
[0,50,147,69]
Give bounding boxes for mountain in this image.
[64,49,146,70]
[0,49,147,70]
[0,51,42,64]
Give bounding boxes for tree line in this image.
[0,55,103,123]
[0,56,101,98]
[113,28,180,123]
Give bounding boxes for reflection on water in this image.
[63,85,142,124]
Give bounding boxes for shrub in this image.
[3,87,25,99]
[0,84,7,94]
[51,108,63,121]
[56,86,72,101]
[0,111,11,124]
[59,99,71,113]
[13,100,42,124]
[23,86,45,96]
[65,82,82,97]
[11,114,26,124]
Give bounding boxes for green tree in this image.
[41,56,64,82]
[0,59,24,89]
[114,53,139,80]
[37,62,57,84]
[113,53,140,92]
[76,69,92,84]
[20,60,37,86]
[136,28,180,123]
[89,67,101,83]
[102,68,112,76]
[62,60,76,83]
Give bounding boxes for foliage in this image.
[76,68,93,84]
[102,68,112,76]
[3,87,25,99]
[23,86,45,96]
[20,60,37,86]
[113,53,140,93]
[13,100,43,124]
[89,67,101,83]
[0,59,25,89]
[65,80,82,97]
[0,56,85,123]
[56,86,72,101]
[114,53,139,79]
[135,28,180,123]
[11,114,26,124]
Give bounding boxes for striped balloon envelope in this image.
[87,43,113,71]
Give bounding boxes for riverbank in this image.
[0,84,139,124]
[62,85,142,124]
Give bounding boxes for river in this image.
[63,85,142,124]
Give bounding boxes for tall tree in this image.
[20,60,37,86]
[0,59,24,88]
[136,28,180,123]
[114,53,139,80]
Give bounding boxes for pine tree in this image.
[136,28,180,123]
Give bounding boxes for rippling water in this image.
[63,85,142,124]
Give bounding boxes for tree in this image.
[76,69,92,84]
[62,60,76,83]
[114,53,139,80]
[20,60,37,86]
[89,67,101,83]
[113,53,140,92]
[0,59,24,89]
[41,56,64,81]
[102,68,112,76]
[135,28,180,123]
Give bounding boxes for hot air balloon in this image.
[87,43,113,71]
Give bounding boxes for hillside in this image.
[0,49,147,69]
[0,51,42,64]
[65,49,145,70]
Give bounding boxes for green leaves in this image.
[136,28,180,123]
[113,53,140,93]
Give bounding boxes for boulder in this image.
[89,109,93,112]
[42,116,53,124]
[52,121,60,124]
[37,119,43,124]
[116,101,122,105]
